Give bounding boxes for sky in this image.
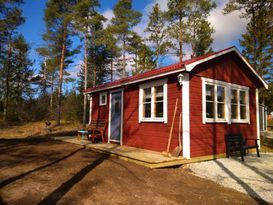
[17,0,248,89]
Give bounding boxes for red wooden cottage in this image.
[85,46,268,159]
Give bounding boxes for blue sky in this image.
[17,0,248,89]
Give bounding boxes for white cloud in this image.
[208,0,248,50]
[102,9,114,28]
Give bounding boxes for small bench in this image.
[87,119,107,143]
[225,133,260,161]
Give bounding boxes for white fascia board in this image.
[185,47,268,89]
[86,68,185,94]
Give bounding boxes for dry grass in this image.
[0,121,81,139]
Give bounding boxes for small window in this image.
[139,79,167,123]
[99,92,107,106]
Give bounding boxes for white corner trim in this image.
[185,47,268,89]
[182,73,190,159]
[89,96,92,123]
[256,89,260,148]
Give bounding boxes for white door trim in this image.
[108,88,124,145]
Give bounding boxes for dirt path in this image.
[0,138,264,205]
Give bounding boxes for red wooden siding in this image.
[122,74,182,152]
[91,92,109,137]
[189,53,258,157]
[91,74,183,152]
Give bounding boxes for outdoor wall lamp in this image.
[87,94,91,100]
[177,73,184,86]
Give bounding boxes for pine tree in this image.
[110,0,142,77]
[44,0,79,125]
[0,0,25,121]
[223,0,273,78]
[167,0,189,62]
[224,0,273,104]
[72,0,105,127]
[131,44,156,75]
[145,3,172,67]
[185,0,216,57]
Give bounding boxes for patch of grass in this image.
[0,121,81,139]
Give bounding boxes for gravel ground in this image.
[189,153,273,204]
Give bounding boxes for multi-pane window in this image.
[205,84,226,121]
[231,89,247,121]
[139,79,167,123]
[203,77,249,124]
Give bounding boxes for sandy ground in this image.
[189,154,273,204]
[0,138,264,205]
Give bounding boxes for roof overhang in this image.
[85,67,186,94]
[185,47,268,89]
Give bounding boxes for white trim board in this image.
[86,68,185,94]
[256,89,260,148]
[182,73,190,159]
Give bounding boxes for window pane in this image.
[231,89,237,104]
[240,105,246,119]
[155,102,163,117]
[155,86,163,97]
[206,85,214,101]
[217,86,225,102]
[144,104,151,118]
[217,103,225,119]
[206,102,214,118]
[231,104,238,119]
[101,95,106,104]
[144,88,151,102]
[240,91,246,105]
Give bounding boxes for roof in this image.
[85,46,268,93]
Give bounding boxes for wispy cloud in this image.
[102,9,114,28]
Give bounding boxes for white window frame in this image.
[230,86,250,123]
[99,92,107,106]
[202,77,250,124]
[139,79,168,123]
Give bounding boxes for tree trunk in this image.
[56,26,67,126]
[93,64,96,87]
[110,60,113,82]
[179,18,183,63]
[3,40,12,122]
[50,77,54,117]
[122,39,126,77]
[82,34,88,129]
